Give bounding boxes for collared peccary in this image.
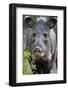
[23,15,57,74]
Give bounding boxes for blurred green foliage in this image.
[23,48,31,59]
[23,48,37,75]
[23,48,33,75]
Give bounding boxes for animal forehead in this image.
[36,16,47,22]
[35,21,49,33]
[35,17,49,29]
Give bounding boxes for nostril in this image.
[33,50,36,53]
[38,50,42,53]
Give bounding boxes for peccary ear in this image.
[24,16,34,28]
[47,19,57,29]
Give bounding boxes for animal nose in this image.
[35,48,42,54]
[33,47,42,53]
[33,48,42,59]
[32,46,44,58]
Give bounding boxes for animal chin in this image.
[34,56,42,61]
[35,58,51,73]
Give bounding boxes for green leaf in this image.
[23,48,32,75]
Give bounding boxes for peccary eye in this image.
[32,33,36,37]
[33,50,36,53]
[32,39,35,43]
[43,33,48,38]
